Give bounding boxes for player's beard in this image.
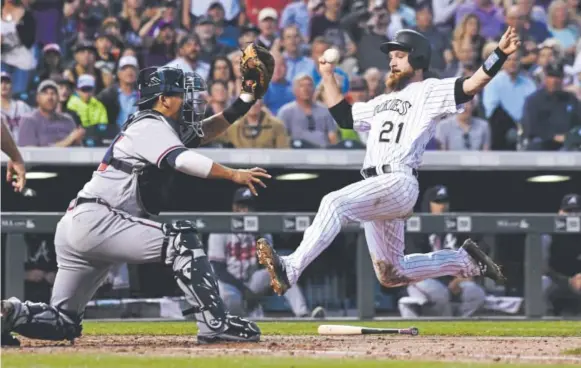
[385,69,415,92]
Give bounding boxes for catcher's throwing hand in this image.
[498,26,521,55]
[7,159,26,192]
[240,43,275,100]
[232,167,271,196]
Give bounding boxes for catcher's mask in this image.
[136,66,207,139]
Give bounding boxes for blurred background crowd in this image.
[1,0,581,151]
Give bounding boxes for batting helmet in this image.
[380,30,431,71]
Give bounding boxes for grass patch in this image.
[562,347,581,356]
[80,320,581,337]
[3,354,580,368]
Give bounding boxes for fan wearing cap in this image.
[0,72,32,142]
[255,8,279,50]
[97,56,140,127]
[18,80,83,148]
[540,193,581,316]
[205,2,239,49]
[165,34,211,80]
[521,61,581,151]
[94,32,117,85]
[194,15,234,64]
[65,74,108,129]
[63,41,107,94]
[33,44,64,88]
[207,187,325,319]
[400,186,487,318]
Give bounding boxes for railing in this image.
[2,148,581,170]
[2,212,580,318]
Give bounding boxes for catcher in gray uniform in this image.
[1,44,275,346]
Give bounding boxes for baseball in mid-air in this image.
[323,48,340,64]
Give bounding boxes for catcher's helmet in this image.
[380,30,431,71]
[136,66,207,138]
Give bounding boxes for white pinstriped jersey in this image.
[353,78,461,169]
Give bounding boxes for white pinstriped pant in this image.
[284,171,479,287]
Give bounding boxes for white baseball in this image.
[323,48,340,64]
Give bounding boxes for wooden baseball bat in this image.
[318,325,419,336]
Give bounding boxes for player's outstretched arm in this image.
[1,118,26,192]
[462,27,521,96]
[198,93,255,145]
[318,56,356,130]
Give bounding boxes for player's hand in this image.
[318,57,335,78]
[232,167,271,196]
[7,159,26,193]
[498,26,521,55]
[569,273,581,292]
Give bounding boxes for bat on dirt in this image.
[318,325,419,336]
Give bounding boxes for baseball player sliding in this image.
[258,28,521,296]
[1,44,275,346]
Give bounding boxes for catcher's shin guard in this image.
[163,221,227,333]
[1,297,82,342]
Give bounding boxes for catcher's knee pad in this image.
[4,298,81,341]
[162,220,227,332]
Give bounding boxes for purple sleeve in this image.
[17,116,39,147]
[455,5,469,25]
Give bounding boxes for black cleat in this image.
[256,237,291,296]
[197,315,261,344]
[462,239,507,284]
[1,333,20,347]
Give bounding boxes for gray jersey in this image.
[77,116,185,216]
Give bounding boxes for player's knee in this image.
[373,259,413,288]
[163,220,204,266]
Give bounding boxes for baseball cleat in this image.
[461,239,507,284]
[256,237,291,296]
[310,306,327,319]
[1,298,21,347]
[197,315,261,344]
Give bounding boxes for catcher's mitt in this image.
[240,43,275,99]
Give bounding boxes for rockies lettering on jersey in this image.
[353,78,460,169]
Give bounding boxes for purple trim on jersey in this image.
[156,145,184,168]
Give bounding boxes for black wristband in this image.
[222,97,254,124]
[482,47,508,77]
[329,98,354,129]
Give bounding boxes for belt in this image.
[67,197,109,211]
[361,164,418,179]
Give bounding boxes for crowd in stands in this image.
[1,0,581,151]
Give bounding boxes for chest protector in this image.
[99,110,199,216]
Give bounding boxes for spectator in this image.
[277,74,339,147]
[531,39,560,85]
[482,51,537,150]
[443,43,476,78]
[18,80,83,147]
[64,41,106,94]
[452,14,486,67]
[363,67,383,99]
[218,99,290,148]
[195,15,233,64]
[309,0,357,64]
[97,56,139,127]
[66,74,108,129]
[30,0,64,49]
[206,80,230,116]
[436,99,491,151]
[208,56,236,98]
[237,24,260,50]
[455,0,504,40]
[144,23,177,68]
[310,37,350,94]
[62,0,81,61]
[547,0,579,59]
[264,54,295,116]
[166,34,210,80]
[228,50,243,96]
[255,8,279,50]
[521,61,581,150]
[29,44,65,95]
[94,32,117,88]
[564,52,581,100]
[386,0,417,39]
[207,2,239,49]
[280,0,310,40]
[183,0,241,28]
[516,0,552,43]
[541,193,581,316]
[139,1,179,40]
[208,188,324,318]
[101,17,125,55]
[55,77,82,127]
[1,0,36,95]
[413,3,450,73]
[281,25,315,83]
[400,185,486,318]
[77,0,107,40]
[119,0,144,48]
[1,72,31,142]
[432,0,460,31]
[567,0,581,29]
[504,5,539,68]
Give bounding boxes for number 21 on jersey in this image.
[379,121,405,143]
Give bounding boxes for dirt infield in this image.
[6,335,581,365]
